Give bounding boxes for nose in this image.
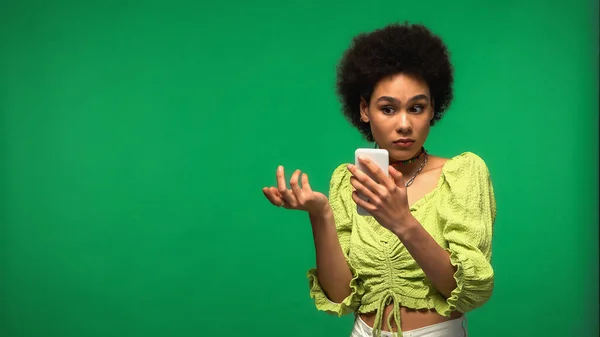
[395,112,412,134]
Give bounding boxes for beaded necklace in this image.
[391,147,427,165]
[373,145,428,187]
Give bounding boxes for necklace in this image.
[392,147,427,165]
[399,151,428,187]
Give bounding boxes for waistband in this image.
[353,315,467,337]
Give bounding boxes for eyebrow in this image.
[376,94,429,105]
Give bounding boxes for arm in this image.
[309,206,354,303]
[391,217,457,298]
[263,164,363,315]
[306,164,364,315]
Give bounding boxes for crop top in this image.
[307,152,496,337]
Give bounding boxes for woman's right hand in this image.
[262,165,329,216]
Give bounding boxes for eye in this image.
[381,106,396,115]
[410,104,425,113]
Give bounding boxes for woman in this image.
[262,22,496,337]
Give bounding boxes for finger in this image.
[262,187,285,207]
[276,166,294,202]
[276,165,287,190]
[269,186,283,199]
[290,169,303,199]
[301,173,313,193]
[352,190,376,213]
[356,156,384,181]
[389,166,405,187]
[357,156,395,189]
[350,176,379,204]
[348,164,382,196]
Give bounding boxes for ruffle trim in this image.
[442,248,472,316]
[358,292,435,314]
[307,260,364,317]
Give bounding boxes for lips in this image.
[393,138,415,144]
[393,138,415,148]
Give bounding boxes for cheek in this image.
[369,119,394,136]
[418,123,431,139]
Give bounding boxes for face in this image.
[360,73,434,161]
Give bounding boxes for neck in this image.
[390,148,427,176]
[392,159,423,176]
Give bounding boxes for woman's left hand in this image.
[348,156,412,234]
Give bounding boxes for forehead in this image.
[372,73,430,100]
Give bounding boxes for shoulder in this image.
[443,151,491,179]
[327,163,354,223]
[439,152,494,194]
[437,152,497,220]
[331,163,350,176]
[330,163,351,187]
[327,163,352,200]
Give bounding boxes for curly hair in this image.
[335,22,454,142]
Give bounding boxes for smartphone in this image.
[354,148,389,216]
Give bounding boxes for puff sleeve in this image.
[437,152,497,316]
[306,163,365,316]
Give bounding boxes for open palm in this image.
[262,166,328,215]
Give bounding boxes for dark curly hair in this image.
[336,22,454,142]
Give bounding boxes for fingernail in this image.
[347,164,354,169]
[357,156,364,161]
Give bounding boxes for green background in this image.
[1,0,598,336]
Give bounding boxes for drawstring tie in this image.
[372,291,403,337]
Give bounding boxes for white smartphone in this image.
[354,148,389,216]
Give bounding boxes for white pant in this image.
[351,315,467,337]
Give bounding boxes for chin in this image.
[388,146,421,160]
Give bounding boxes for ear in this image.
[360,98,370,122]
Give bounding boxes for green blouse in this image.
[307,152,496,337]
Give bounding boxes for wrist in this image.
[391,213,419,240]
[308,204,333,226]
[309,203,332,220]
